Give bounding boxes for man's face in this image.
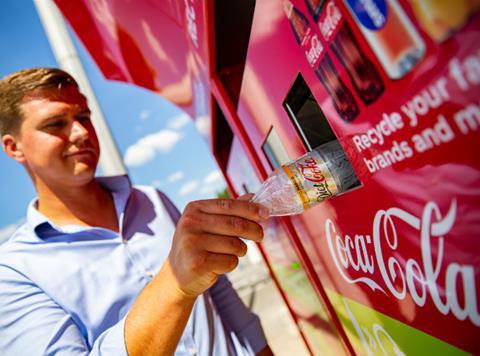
[8,85,100,188]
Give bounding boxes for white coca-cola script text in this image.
[325,199,480,326]
[305,34,323,68]
[318,1,342,41]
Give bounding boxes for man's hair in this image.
[0,68,79,136]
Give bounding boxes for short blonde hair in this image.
[0,68,78,136]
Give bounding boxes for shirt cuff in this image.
[89,315,129,356]
[236,313,268,354]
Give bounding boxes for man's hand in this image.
[166,197,270,298]
[125,196,269,356]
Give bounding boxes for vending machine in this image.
[56,0,480,354]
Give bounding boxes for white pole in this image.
[33,0,127,176]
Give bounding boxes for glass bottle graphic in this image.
[284,0,360,121]
[306,0,384,104]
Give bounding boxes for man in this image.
[0,68,273,355]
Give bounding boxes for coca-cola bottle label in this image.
[318,1,343,42]
[305,33,324,68]
[282,150,339,209]
[346,0,388,30]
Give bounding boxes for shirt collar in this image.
[26,175,132,239]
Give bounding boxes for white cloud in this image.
[199,184,218,195]
[167,170,184,183]
[124,145,155,167]
[195,115,210,137]
[0,219,24,245]
[124,129,183,167]
[167,113,190,130]
[199,170,226,196]
[139,110,151,121]
[178,180,199,196]
[203,170,223,185]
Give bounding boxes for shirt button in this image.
[188,348,197,355]
[146,271,154,278]
[122,238,128,244]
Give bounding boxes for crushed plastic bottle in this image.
[252,140,359,216]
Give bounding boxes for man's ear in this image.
[2,134,26,164]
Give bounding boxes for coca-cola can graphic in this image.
[314,1,384,104]
[284,0,360,121]
[345,0,426,79]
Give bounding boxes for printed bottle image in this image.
[284,0,360,121]
[310,0,384,104]
[252,140,359,216]
[314,56,359,121]
[408,0,480,43]
[286,0,312,45]
[345,0,426,79]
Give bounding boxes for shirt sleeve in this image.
[0,265,128,356]
[209,274,268,353]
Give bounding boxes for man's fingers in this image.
[205,253,239,275]
[186,198,269,222]
[238,193,254,201]
[190,213,263,242]
[171,198,268,297]
[198,234,248,257]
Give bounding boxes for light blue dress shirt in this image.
[0,175,267,355]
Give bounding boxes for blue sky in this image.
[0,0,226,242]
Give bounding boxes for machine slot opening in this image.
[283,74,337,150]
[283,73,361,191]
[214,0,256,107]
[212,101,234,172]
[261,126,291,170]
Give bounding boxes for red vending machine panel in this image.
[56,0,480,354]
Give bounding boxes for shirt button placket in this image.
[120,233,155,281]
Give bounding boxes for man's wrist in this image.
[125,261,198,356]
[156,261,198,303]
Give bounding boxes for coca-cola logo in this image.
[342,297,405,356]
[325,199,480,327]
[304,34,323,67]
[318,1,342,41]
[298,157,326,182]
